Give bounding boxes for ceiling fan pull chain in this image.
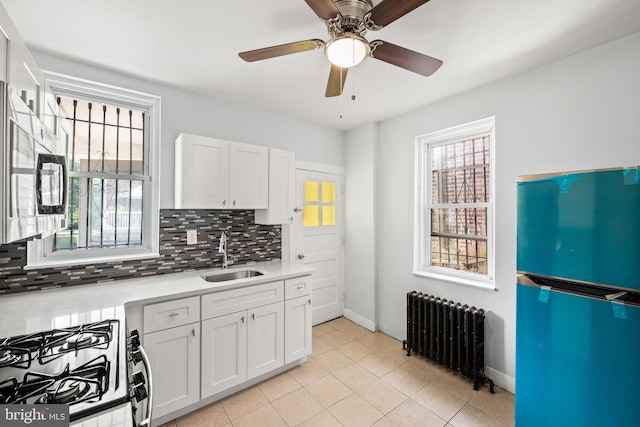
[351,67,356,101]
[339,67,344,119]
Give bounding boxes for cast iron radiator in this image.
[402,291,494,393]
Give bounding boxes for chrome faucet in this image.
[218,232,228,269]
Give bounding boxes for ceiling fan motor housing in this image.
[329,0,373,37]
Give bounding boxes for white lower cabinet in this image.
[201,302,284,399]
[284,296,312,363]
[247,302,284,379]
[201,311,247,398]
[144,274,311,423]
[144,323,200,419]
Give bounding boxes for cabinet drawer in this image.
[202,281,284,320]
[143,296,200,333]
[284,276,311,300]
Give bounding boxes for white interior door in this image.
[295,167,344,325]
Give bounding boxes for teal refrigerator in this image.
[516,167,640,427]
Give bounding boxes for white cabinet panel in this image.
[284,276,311,300]
[175,134,267,209]
[229,142,269,209]
[285,296,312,364]
[201,311,247,398]
[247,302,284,379]
[175,134,229,208]
[201,281,283,320]
[143,296,200,333]
[144,323,200,419]
[255,148,295,224]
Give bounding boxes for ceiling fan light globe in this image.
[324,33,370,68]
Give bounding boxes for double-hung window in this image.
[413,117,495,288]
[27,73,161,268]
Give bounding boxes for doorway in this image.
[294,163,344,325]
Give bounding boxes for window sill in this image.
[25,242,160,270]
[412,269,495,291]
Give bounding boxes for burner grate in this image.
[2,355,109,406]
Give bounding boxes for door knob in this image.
[297,253,305,260]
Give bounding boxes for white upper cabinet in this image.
[229,141,269,209]
[255,148,295,225]
[175,134,268,209]
[0,3,43,117]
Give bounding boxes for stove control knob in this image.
[131,349,143,364]
[132,371,145,385]
[129,329,141,348]
[132,383,148,402]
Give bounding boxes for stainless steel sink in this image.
[202,270,264,282]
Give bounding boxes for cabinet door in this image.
[144,323,200,419]
[255,148,295,224]
[285,296,312,364]
[247,302,284,379]
[228,142,268,209]
[201,311,247,398]
[175,134,229,208]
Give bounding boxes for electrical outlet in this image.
[186,229,197,245]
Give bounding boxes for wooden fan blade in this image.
[239,39,324,62]
[370,40,442,77]
[304,0,341,20]
[367,0,431,29]
[325,64,348,97]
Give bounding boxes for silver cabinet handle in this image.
[251,313,255,320]
[222,199,226,206]
[233,200,237,206]
[191,329,195,337]
[168,312,179,318]
[296,285,304,290]
[308,299,312,305]
[297,253,305,260]
[241,316,245,323]
[289,216,294,222]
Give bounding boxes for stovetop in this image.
[0,320,129,421]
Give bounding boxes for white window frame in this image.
[26,72,161,269]
[413,117,496,289]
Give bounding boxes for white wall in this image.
[32,51,344,209]
[344,122,378,329]
[365,32,640,392]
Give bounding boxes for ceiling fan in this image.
[239,0,443,97]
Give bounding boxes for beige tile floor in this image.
[159,317,514,427]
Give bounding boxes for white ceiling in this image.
[2,0,640,131]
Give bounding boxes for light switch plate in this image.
[186,229,197,245]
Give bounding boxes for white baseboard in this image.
[485,366,515,394]
[343,309,375,331]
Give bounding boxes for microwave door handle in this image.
[136,345,153,427]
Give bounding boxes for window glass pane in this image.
[431,136,490,204]
[322,206,336,226]
[431,236,487,274]
[304,181,319,202]
[303,205,319,227]
[55,95,147,253]
[431,208,487,236]
[322,182,336,203]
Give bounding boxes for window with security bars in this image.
[55,97,146,251]
[430,136,489,274]
[415,117,495,287]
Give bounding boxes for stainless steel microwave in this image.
[1,80,67,243]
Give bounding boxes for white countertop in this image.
[0,260,313,338]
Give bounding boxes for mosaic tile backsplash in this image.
[0,210,281,295]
